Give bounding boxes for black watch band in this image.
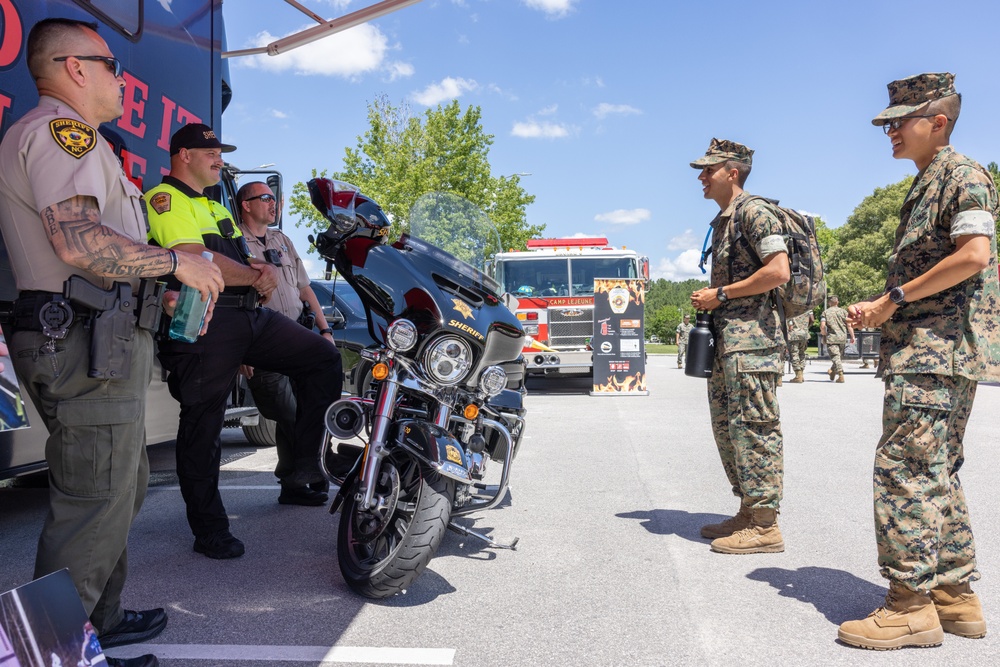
[888,286,906,305]
[319,328,333,335]
[716,287,728,303]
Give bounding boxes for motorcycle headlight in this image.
[386,319,418,352]
[478,366,507,397]
[424,336,473,385]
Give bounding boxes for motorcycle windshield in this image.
[405,193,503,297]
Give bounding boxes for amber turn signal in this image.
[372,363,389,381]
[463,404,479,420]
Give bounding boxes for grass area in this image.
[646,344,822,356]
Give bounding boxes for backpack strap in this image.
[731,195,790,356]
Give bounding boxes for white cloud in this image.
[522,0,577,18]
[240,23,389,78]
[411,77,478,106]
[385,61,415,81]
[511,120,570,139]
[593,103,642,119]
[594,208,651,225]
[667,229,701,251]
[269,109,288,119]
[651,249,708,281]
[538,104,559,116]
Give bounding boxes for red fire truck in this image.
[493,237,649,375]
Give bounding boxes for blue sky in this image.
[220,0,1000,280]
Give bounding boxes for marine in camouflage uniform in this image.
[689,139,789,555]
[839,73,1000,650]
[786,310,813,382]
[821,295,853,382]
[675,315,693,368]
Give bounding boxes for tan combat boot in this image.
[931,582,986,638]
[836,372,845,383]
[828,367,835,380]
[710,507,784,554]
[789,370,804,383]
[700,503,752,539]
[838,583,943,650]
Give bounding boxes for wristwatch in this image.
[888,286,906,305]
[716,287,728,303]
[319,328,334,335]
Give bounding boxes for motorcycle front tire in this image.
[337,452,454,598]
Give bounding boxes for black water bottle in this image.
[685,312,715,378]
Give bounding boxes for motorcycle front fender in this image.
[393,419,472,483]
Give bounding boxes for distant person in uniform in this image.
[786,310,813,383]
[0,18,223,667]
[236,180,336,506]
[821,295,854,383]
[838,73,999,650]
[689,138,789,555]
[675,314,693,368]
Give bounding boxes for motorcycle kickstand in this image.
[448,521,519,550]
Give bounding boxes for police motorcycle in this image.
[307,179,527,598]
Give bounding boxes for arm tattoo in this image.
[42,196,172,278]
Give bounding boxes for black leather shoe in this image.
[193,530,245,559]
[99,608,167,648]
[279,484,328,506]
[106,655,159,667]
[309,479,331,494]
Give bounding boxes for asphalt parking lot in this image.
[2,354,999,666]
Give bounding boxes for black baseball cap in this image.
[169,123,236,155]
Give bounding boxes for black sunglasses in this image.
[245,193,276,203]
[52,55,123,78]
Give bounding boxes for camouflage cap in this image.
[689,138,753,169]
[871,72,957,125]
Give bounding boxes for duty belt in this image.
[12,291,92,333]
[215,289,260,311]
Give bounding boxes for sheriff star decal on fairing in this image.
[452,298,473,319]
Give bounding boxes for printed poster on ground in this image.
[590,278,648,396]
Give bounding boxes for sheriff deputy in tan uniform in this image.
[236,180,337,506]
[0,18,222,667]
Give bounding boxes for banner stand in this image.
[589,278,648,397]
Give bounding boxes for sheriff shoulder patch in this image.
[149,192,172,214]
[49,119,97,159]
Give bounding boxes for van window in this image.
[75,0,143,41]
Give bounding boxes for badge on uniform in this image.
[49,119,97,158]
[149,192,172,214]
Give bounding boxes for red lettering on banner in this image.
[0,0,24,69]
[121,149,146,191]
[156,95,202,151]
[0,92,12,130]
[117,72,148,139]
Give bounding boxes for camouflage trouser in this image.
[677,340,688,367]
[875,373,979,593]
[707,348,783,509]
[828,343,844,374]
[789,339,808,372]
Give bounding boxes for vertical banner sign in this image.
[590,279,648,396]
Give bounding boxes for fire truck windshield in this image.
[501,257,637,297]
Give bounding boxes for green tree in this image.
[824,177,913,304]
[289,95,542,254]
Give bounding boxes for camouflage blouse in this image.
[709,192,787,355]
[822,306,850,344]
[882,146,1000,381]
[786,311,813,342]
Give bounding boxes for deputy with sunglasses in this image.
[838,73,1000,650]
[235,180,336,506]
[0,19,225,667]
[145,124,342,560]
